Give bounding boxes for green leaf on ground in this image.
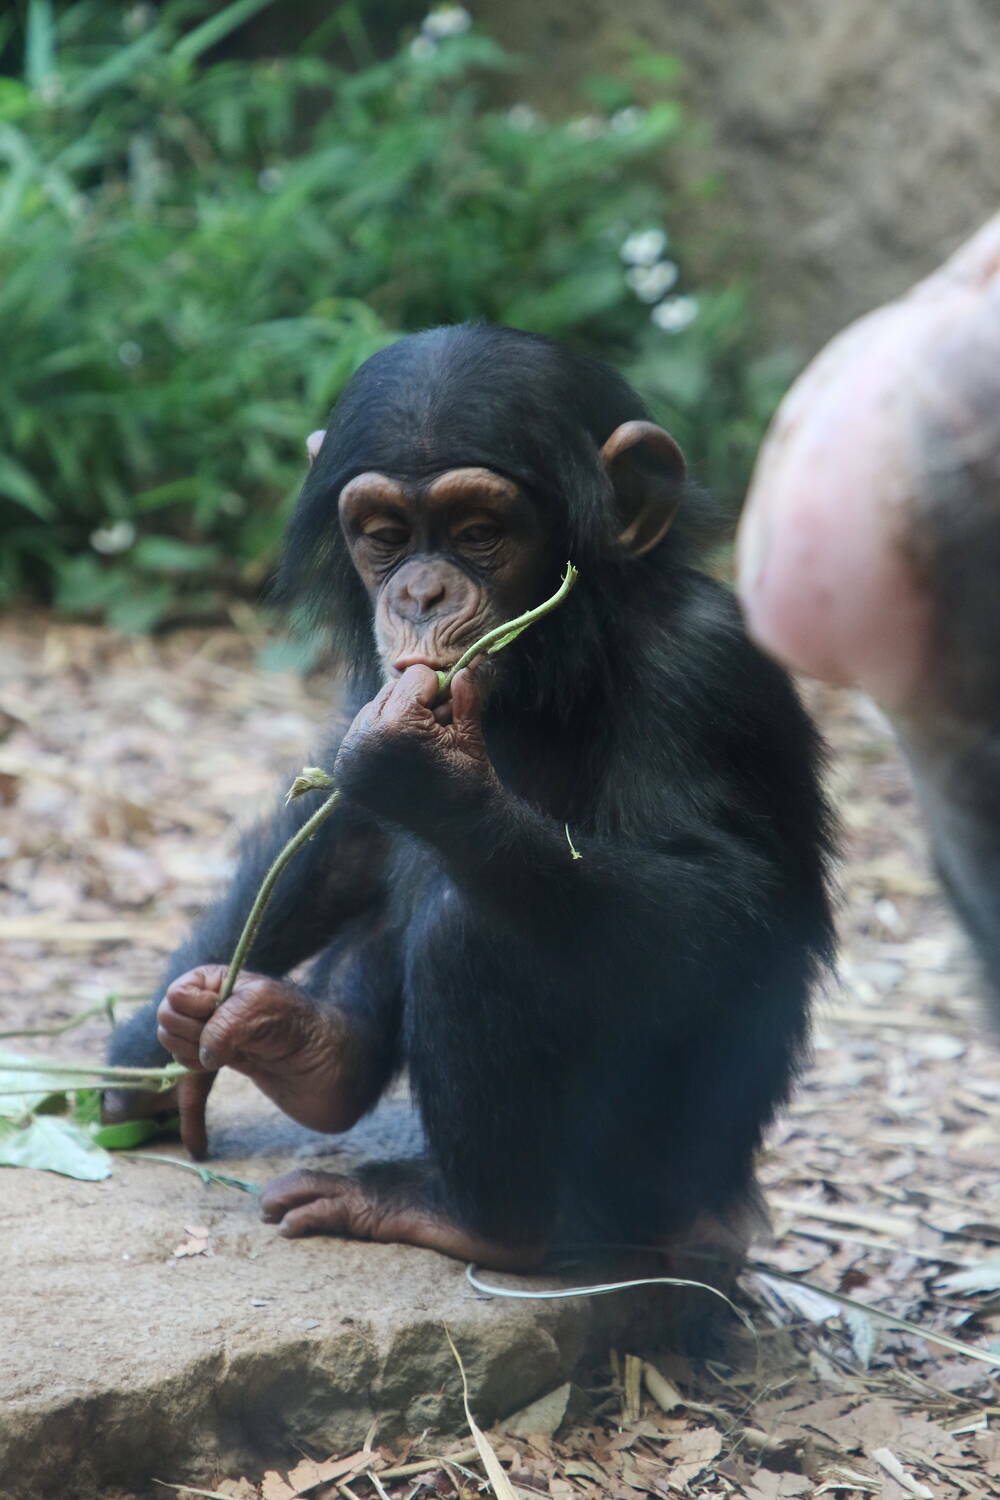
[93,1116,179,1149]
[0,1115,112,1180]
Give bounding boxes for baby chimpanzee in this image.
[106,325,834,1271]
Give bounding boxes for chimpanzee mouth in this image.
[389,653,495,681]
[390,655,450,678]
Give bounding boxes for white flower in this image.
[117,341,143,368]
[651,295,699,333]
[566,115,606,142]
[421,5,471,38]
[409,34,437,60]
[620,228,669,266]
[90,520,137,555]
[257,166,284,193]
[506,104,540,131]
[610,106,645,133]
[123,4,154,35]
[37,74,63,105]
[625,261,679,303]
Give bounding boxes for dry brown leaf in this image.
[743,1472,813,1499]
[563,1460,611,1484]
[260,1474,296,1500]
[660,1426,722,1488]
[286,1450,370,1493]
[173,1226,212,1259]
[502,1383,572,1439]
[870,1447,933,1499]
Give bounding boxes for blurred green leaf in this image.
[107,583,174,633]
[131,536,218,573]
[0,453,55,518]
[171,0,282,65]
[24,0,56,94]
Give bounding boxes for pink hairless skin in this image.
[736,211,1000,1008]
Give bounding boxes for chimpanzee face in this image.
[302,393,686,688]
[337,467,552,682]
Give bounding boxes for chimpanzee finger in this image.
[156,1002,206,1054]
[260,1168,349,1221]
[195,989,264,1070]
[381,664,441,718]
[273,1200,352,1238]
[347,674,404,741]
[165,964,228,1017]
[448,666,483,726]
[178,1070,215,1161]
[157,1022,202,1070]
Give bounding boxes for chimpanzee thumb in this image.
[178,1071,214,1161]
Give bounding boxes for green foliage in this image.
[0,1049,180,1178]
[0,1,784,628]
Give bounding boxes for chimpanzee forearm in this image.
[413,788,794,1024]
[108,772,388,1070]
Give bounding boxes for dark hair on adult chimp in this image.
[275,324,729,685]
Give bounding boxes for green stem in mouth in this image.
[434,561,578,699]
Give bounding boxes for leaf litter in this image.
[3,617,1000,1497]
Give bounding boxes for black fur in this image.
[111,324,835,1252]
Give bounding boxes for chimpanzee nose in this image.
[399,564,447,616]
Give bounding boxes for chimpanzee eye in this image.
[364,525,409,549]
[456,523,501,548]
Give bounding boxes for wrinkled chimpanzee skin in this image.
[107,325,835,1270]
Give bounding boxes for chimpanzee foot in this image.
[738,211,1000,724]
[157,964,373,1137]
[260,1167,548,1271]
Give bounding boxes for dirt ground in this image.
[1,611,999,1499]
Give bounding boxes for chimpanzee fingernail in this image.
[199,1046,218,1070]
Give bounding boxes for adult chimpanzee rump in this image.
[106,324,835,1272]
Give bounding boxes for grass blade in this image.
[444,1327,521,1500]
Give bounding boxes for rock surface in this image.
[1,1074,696,1500]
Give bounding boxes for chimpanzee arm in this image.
[109,745,389,1071]
[428,800,798,1021]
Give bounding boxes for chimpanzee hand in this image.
[157,965,367,1154]
[334,665,498,835]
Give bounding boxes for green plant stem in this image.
[0,995,123,1040]
[0,1060,186,1090]
[215,564,579,1010]
[214,786,342,1010]
[118,1153,261,1194]
[435,562,578,695]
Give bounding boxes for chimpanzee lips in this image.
[391,655,450,676]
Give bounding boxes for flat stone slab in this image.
[1,1074,701,1499]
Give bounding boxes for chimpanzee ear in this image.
[601,420,686,557]
[306,430,326,465]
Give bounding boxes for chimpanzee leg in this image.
[559,948,810,1261]
[262,907,560,1270]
